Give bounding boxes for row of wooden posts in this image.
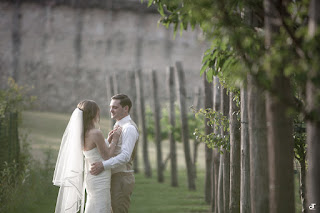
[105,60,303,213]
[106,61,291,213]
[105,61,200,189]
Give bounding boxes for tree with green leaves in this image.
[144,0,320,211]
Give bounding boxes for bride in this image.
[53,100,121,213]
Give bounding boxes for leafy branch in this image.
[192,107,230,153]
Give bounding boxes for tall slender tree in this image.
[192,87,202,179]
[229,91,240,213]
[204,75,213,204]
[212,76,221,213]
[306,0,320,208]
[264,0,295,212]
[240,84,250,213]
[221,86,230,213]
[248,74,269,213]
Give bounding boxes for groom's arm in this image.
[90,126,138,175]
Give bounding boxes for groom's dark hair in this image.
[111,94,132,112]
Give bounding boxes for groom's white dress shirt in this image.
[102,115,139,174]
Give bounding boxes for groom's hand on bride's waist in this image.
[90,162,104,175]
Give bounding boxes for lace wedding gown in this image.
[83,147,112,213]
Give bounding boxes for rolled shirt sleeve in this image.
[103,125,138,170]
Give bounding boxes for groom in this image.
[90,94,139,213]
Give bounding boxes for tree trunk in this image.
[264,1,295,212]
[128,71,140,173]
[240,85,250,213]
[193,87,202,179]
[247,74,269,213]
[136,69,152,177]
[204,75,213,204]
[229,92,241,213]
[168,66,178,187]
[221,87,230,213]
[175,61,196,190]
[218,153,224,213]
[299,159,306,213]
[152,70,164,183]
[212,76,221,213]
[306,0,320,208]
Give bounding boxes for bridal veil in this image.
[53,108,84,213]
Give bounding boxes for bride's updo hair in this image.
[77,100,100,135]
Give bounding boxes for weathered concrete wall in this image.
[0,2,207,113]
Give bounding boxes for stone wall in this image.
[0,1,207,113]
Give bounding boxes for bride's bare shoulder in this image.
[86,129,104,140]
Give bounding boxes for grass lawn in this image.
[19,111,302,213]
[20,111,209,213]
[131,171,208,213]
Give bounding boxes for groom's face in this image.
[110,99,127,121]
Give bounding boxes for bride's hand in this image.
[111,127,122,143]
[107,129,115,143]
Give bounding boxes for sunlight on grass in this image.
[21,111,209,213]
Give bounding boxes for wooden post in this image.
[136,69,152,177]
[151,69,164,182]
[204,74,213,204]
[168,66,178,187]
[128,71,139,173]
[175,61,196,190]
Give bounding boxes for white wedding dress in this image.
[83,147,112,213]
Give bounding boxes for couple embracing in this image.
[53,94,139,213]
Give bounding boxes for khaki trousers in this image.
[111,172,135,213]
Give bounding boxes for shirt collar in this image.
[115,115,131,127]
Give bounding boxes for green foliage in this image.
[193,108,230,152]
[0,78,36,169]
[0,77,36,118]
[145,104,204,143]
[145,0,320,117]
[0,134,57,213]
[293,117,306,164]
[0,78,40,212]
